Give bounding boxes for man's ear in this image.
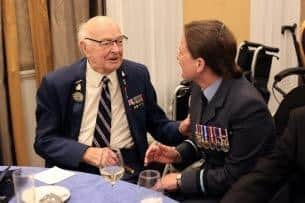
[196,57,205,73]
[79,41,87,56]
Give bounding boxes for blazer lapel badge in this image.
[128,94,144,109]
[195,124,230,152]
[72,80,84,102]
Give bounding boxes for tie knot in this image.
[101,76,110,85]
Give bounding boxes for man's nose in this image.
[110,42,120,52]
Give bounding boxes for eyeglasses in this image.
[84,35,128,48]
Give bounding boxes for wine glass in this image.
[137,170,163,203]
[99,148,125,186]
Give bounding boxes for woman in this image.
[144,20,275,202]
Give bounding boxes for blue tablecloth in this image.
[1,166,178,203]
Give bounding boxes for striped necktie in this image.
[92,76,111,147]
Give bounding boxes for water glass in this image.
[12,169,36,203]
[99,148,125,186]
[137,170,163,203]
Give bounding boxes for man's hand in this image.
[179,114,191,137]
[144,142,180,166]
[82,147,119,167]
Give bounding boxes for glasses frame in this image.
[84,35,128,48]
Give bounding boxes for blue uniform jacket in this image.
[175,77,275,198]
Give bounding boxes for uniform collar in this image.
[202,78,222,102]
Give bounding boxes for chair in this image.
[171,80,191,121]
[236,41,279,103]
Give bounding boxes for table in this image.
[1,166,178,203]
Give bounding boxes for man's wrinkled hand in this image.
[82,147,118,167]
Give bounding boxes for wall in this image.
[20,70,44,166]
[301,0,305,22]
[183,0,250,43]
[250,0,300,114]
[107,0,183,116]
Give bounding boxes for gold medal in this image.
[195,124,203,148]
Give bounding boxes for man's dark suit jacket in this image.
[34,58,183,173]
[221,106,305,203]
[175,77,275,199]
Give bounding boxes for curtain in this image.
[0,6,14,164]
[49,0,106,68]
[250,0,301,114]
[0,0,106,166]
[106,0,183,117]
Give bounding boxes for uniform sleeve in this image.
[34,77,88,168]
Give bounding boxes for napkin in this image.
[34,166,75,184]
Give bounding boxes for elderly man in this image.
[34,16,185,182]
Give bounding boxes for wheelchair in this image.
[236,41,279,103]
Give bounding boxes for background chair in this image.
[236,41,279,103]
[171,80,191,121]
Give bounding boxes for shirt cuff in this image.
[199,169,206,193]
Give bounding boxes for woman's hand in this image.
[144,142,180,165]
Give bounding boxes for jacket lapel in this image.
[70,60,86,139]
[201,79,233,124]
[116,64,137,138]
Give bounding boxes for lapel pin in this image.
[72,80,84,102]
[72,92,84,102]
[76,83,81,91]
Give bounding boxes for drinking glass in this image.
[99,148,125,186]
[137,170,163,203]
[12,169,36,203]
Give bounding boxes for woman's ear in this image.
[196,57,205,73]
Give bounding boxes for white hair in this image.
[77,16,118,44]
[77,21,88,44]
